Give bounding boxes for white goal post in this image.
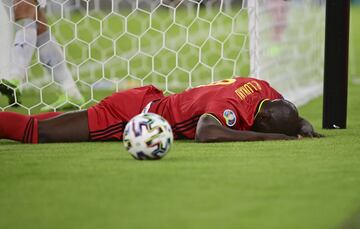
[0,0,326,112]
[248,0,325,106]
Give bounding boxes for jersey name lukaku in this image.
[149,77,283,139]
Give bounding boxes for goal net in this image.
[0,0,325,112]
[248,0,326,106]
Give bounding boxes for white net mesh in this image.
[249,0,325,106]
[0,0,325,113]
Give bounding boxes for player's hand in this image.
[298,118,324,138]
[38,0,47,8]
[299,123,324,138]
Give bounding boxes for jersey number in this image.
[197,79,236,88]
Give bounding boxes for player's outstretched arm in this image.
[195,114,297,143]
[297,117,324,138]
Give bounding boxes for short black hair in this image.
[253,99,300,136]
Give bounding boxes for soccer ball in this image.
[123,113,173,160]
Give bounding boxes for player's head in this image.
[252,99,300,136]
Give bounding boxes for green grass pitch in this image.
[1,5,360,229]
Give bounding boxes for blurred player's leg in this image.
[8,0,37,82]
[35,7,84,111]
[0,0,38,105]
[37,28,84,112]
[263,0,289,57]
[2,0,84,109]
[268,0,289,42]
[0,3,13,83]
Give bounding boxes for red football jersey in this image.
[149,77,283,139]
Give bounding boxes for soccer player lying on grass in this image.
[0,77,322,144]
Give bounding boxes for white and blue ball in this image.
[123,113,173,160]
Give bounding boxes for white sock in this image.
[37,30,83,100]
[8,19,37,82]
